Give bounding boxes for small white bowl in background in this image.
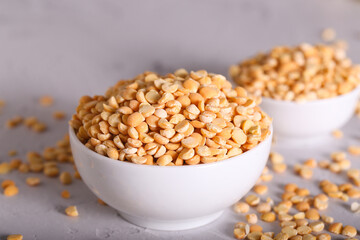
[260,87,360,137]
[69,126,273,231]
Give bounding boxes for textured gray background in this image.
[0,0,360,239]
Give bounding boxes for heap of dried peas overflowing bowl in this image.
[230,43,360,103]
[70,69,272,166]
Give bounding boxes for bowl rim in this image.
[261,85,360,106]
[69,124,273,170]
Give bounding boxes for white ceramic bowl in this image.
[69,126,273,231]
[260,87,360,137]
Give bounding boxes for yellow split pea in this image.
[59,172,72,185]
[26,177,41,186]
[3,185,19,197]
[61,190,71,199]
[65,206,78,217]
[7,235,23,240]
[39,95,54,106]
[1,179,15,189]
[53,111,66,120]
[0,162,11,174]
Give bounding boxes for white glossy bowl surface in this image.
[261,87,360,137]
[69,126,273,231]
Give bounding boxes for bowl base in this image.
[119,210,224,231]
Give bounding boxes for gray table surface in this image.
[1,0,360,239]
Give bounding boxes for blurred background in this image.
[1,0,360,100]
[0,0,360,239]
